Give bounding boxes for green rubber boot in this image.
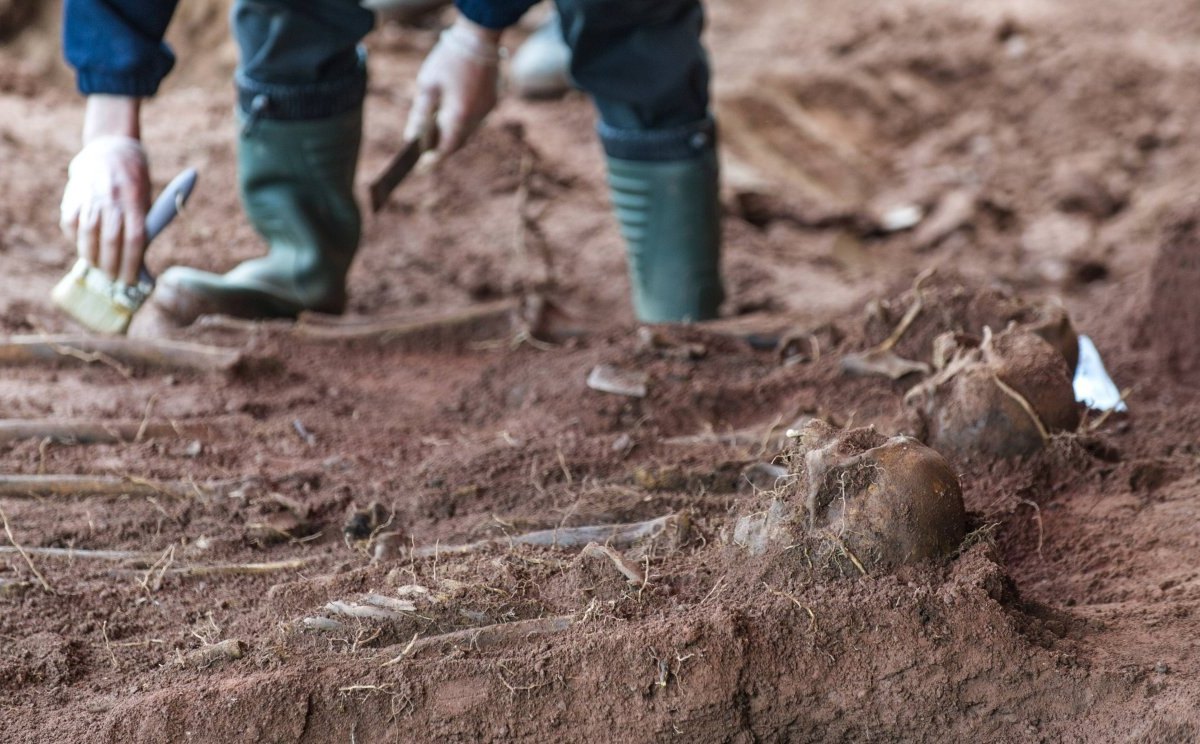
[607,151,724,323]
[154,107,362,324]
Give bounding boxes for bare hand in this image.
[59,135,150,285]
[405,17,503,159]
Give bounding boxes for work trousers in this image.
[230,0,714,160]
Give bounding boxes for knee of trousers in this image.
[232,0,371,121]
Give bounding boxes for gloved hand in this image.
[405,16,503,159]
[59,135,151,285]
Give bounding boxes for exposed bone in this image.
[0,475,207,499]
[840,268,935,379]
[302,617,345,632]
[161,559,313,578]
[0,419,205,445]
[293,299,517,343]
[0,546,312,577]
[194,315,295,334]
[0,545,150,563]
[586,364,649,398]
[395,512,689,561]
[178,639,244,669]
[363,594,419,613]
[840,348,931,380]
[912,189,976,250]
[326,597,420,624]
[581,542,646,584]
[662,415,812,452]
[0,335,242,373]
[381,615,576,663]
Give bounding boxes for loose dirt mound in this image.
[1148,210,1200,378]
[861,272,1080,373]
[0,0,35,41]
[6,0,1200,741]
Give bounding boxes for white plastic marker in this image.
[1072,335,1126,412]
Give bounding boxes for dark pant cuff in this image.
[597,117,717,161]
[236,47,367,121]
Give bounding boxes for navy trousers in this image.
[231,0,714,160]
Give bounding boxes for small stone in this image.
[587,364,648,398]
[612,432,635,456]
[184,440,203,458]
[880,204,923,233]
[1154,662,1170,674]
[1004,35,1028,58]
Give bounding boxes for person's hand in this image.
[60,135,151,286]
[405,16,503,160]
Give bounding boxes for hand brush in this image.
[51,168,198,335]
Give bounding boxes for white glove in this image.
[59,135,151,285]
[405,18,503,159]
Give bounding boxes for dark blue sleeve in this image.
[454,0,539,30]
[63,0,180,97]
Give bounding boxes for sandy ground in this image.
[4,0,1200,741]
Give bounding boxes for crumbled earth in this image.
[5,0,1200,741]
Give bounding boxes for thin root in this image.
[0,506,54,593]
[991,374,1050,442]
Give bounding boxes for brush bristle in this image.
[51,267,134,335]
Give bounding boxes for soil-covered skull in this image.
[734,421,967,575]
[909,326,1080,459]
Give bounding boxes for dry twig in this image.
[0,506,54,593]
[394,512,689,561]
[158,558,313,578]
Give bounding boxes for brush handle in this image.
[145,168,198,244]
[138,168,198,285]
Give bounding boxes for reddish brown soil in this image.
[5,0,1200,741]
